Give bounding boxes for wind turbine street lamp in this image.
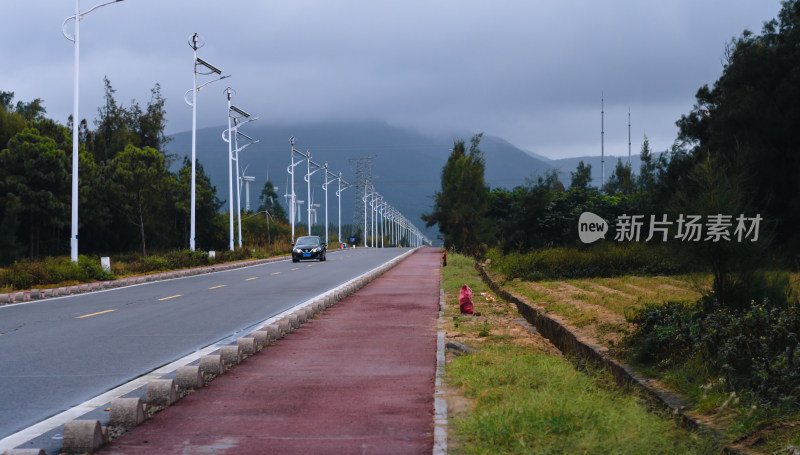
[287,137,306,243]
[303,153,323,236]
[221,93,257,249]
[234,122,256,249]
[62,0,126,263]
[232,117,258,249]
[362,185,369,247]
[336,173,351,246]
[185,33,229,251]
[322,163,337,246]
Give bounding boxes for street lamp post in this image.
[363,185,368,247]
[225,88,234,250]
[322,163,337,245]
[62,0,125,262]
[185,33,228,251]
[336,173,351,246]
[222,97,256,249]
[287,138,306,243]
[303,152,322,236]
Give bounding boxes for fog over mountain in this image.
[166,121,560,241]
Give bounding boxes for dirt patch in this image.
[444,297,564,357]
[556,282,598,296]
[657,283,688,292]
[520,281,632,350]
[585,283,635,298]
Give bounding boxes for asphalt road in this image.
[0,247,409,440]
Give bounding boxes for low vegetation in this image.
[0,241,297,292]
[442,252,716,454]
[482,251,800,452]
[485,242,686,281]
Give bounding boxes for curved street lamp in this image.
[62,0,126,263]
[184,33,229,251]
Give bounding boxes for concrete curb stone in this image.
[146,379,178,408]
[109,397,147,429]
[199,355,224,379]
[220,345,242,369]
[175,366,204,391]
[61,419,106,454]
[237,337,257,356]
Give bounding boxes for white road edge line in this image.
[433,288,448,455]
[0,248,418,452]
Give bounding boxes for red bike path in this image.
[99,247,441,455]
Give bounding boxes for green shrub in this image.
[0,255,113,290]
[143,255,170,272]
[0,261,47,289]
[486,243,685,280]
[626,296,800,407]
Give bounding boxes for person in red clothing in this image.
[458,284,473,314]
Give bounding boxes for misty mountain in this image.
[165,121,553,242]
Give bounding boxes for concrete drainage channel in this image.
[1,249,417,455]
[475,263,748,455]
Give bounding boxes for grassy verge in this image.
[441,252,716,454]
[483,258,800,452]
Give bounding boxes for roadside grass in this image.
[0,240,307,293]
[441,252,716,454]
[484,261,800,452]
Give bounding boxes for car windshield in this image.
[296,237,320,246]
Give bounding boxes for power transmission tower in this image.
[348,156,373,229]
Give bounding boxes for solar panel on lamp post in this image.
[185,33,229,251]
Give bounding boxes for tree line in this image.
[425,0,800,309]
[0,78,288,264]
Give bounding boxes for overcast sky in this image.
[0,1,782,159]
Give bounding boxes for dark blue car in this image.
[292,236,327,262]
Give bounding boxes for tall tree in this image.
[0,128,70,258]
[676,0,800,249]
[109,145,169,257]
[88,77,136,163]
[603,158,634,195]
[258,179,287,222]
[0,92,28,150]
[422,133,489,255]
[171,157,223,250]
[570,160,593,189]
[637,136,658,192]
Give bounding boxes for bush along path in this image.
[439,252,717,454]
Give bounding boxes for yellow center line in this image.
[75,309,117,319]
[271,272,281,276]
[245,277,258,281]
[291,267,300,271]
[306,264,314,267]
[208,285,227,290]
[158,294,183,301]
